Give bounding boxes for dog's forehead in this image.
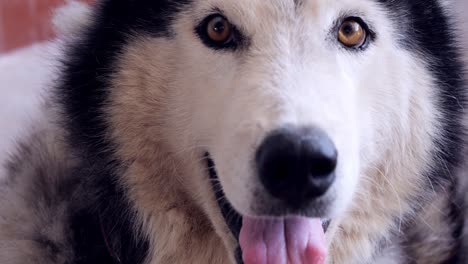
[191,0,378,19]
[190,0,383,34]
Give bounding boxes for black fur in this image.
[447,188,465,263]
[68,162,149,264]
[56,0,192,263]
[376,1,466,261]
[376,1,466,181]
[58,0,192,163]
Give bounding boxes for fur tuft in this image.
[52,0,92,38]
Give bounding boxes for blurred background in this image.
[0,0,93,53]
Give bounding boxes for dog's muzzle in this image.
[206,153,331,263]
[205,122,337,264]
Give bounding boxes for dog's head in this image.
[64,0,462,262]
[158,1,441,257]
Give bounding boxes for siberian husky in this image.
[0,0,466,263]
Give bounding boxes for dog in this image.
[0,0,466,263]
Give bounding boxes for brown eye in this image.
[206,16,232,43]
[338,19,367,48]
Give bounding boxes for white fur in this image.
[0,43,57,179]
[52,0,92,38]
[163,0,437,229]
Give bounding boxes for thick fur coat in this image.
[0,0,467,263]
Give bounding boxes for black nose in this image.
[256,127,337,207]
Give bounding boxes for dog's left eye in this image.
[197,14,239,50]
[338,18,369,49]
[206,16,232,44]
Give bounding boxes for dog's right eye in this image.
[337,17,371,50]
[206,16,232,44]
[196,14,239,50]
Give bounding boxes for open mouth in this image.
[206,154,330,264]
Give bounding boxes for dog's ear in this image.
[52,0,93,38]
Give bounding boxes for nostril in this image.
[308,155,337,177]
[302,136,338,177]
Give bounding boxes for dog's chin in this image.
[205,154,331,264]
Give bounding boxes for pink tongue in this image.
[239,217,327,264]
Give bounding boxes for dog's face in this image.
[166,0,436,219]
[177,0,366,219]
[106,0,441,261]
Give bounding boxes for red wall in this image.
[0,0,92,53]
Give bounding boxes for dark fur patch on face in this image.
[376,0,466,261]
[375,0,466,181]
[57,0,192,161]
[55,0,192,263]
